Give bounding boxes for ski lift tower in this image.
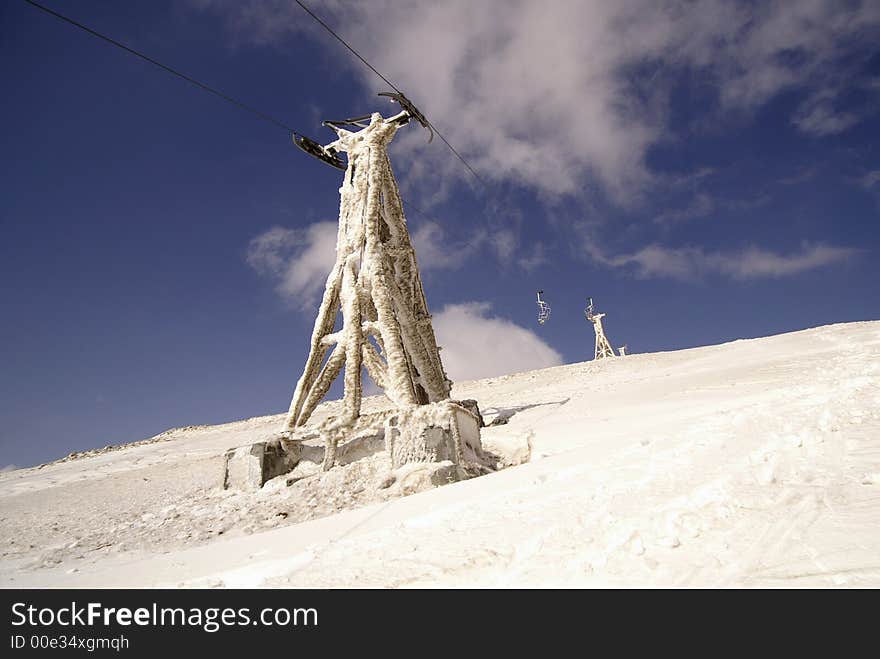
[585,297,616,360]
[276,106,484,474]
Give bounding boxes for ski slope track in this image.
[1,321,878,588]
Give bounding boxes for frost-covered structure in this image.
[281,111,458,469]
[585,297,617,360]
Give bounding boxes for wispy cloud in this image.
[415,219,535,270]
[246,222,338,307]
[489,229,518,262]
[411,221,483,270]
[665,167,716,188]
[725,194,772,211]
[778,167,817,186]
[584,238,858,281]
[859,170,880,190]
[792,89,861,137]
[517,242,548,272]
[433,302,563,381]
[654,193,714,225]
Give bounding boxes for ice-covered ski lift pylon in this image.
[282,110,454,468]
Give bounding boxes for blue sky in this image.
[2,0,878,468]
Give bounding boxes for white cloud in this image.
[489,229,518,262]
[859,170,880,189]
[778,168,817,185]
[722,245,858,279]
[725,194,771,211]
[192,0,880,202]
[587,240,859,281]
[654,193,714,225]
[412,220,534,269]
[432,302,563,381]
[792,90,860,136]
[518,242,547,272]
[246,222,338,306]
[411,221,483,270]
[665,167,717,188]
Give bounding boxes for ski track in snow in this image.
[1,321,878,588]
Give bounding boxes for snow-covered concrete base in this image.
[222,440,298,491]
[385,400,486,476]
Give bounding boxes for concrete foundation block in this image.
[384,400,484,472]
[458,399,485,427]
[222,439,299,490]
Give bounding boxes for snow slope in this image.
[1,321,878,588]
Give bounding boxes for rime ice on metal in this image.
[585,297,617,360]
[281,112,452,465]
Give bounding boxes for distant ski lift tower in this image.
[281,111,452,466]
[536,290,550,324]
[619,344,628,356]
[585,297,616,360]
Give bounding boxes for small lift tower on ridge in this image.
[585,297,617,360]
